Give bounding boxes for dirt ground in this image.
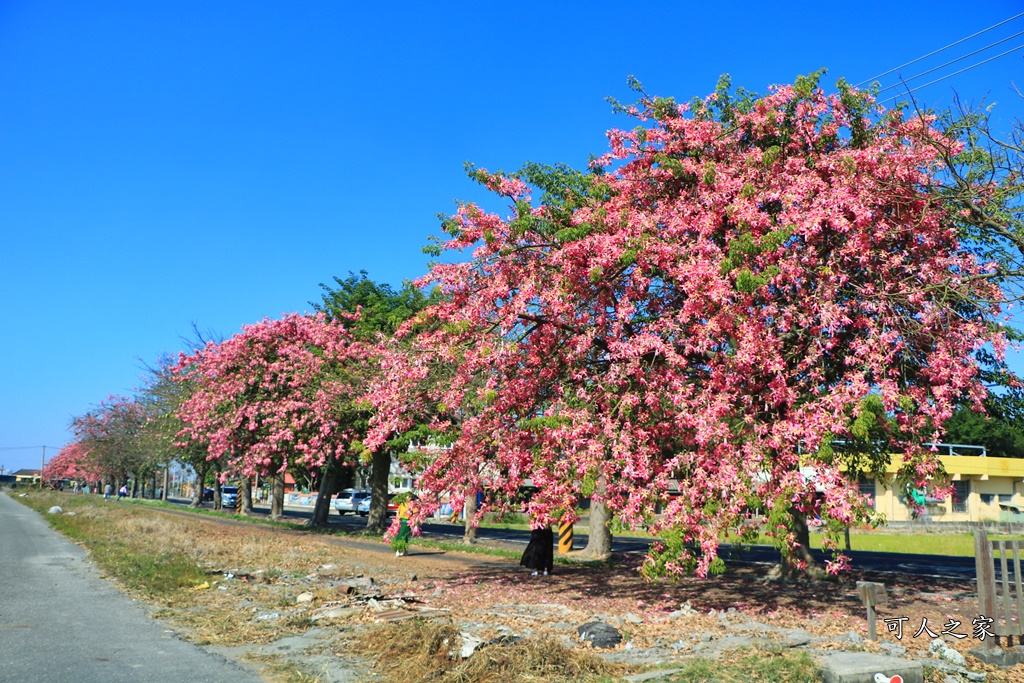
[26,494,1024,682]
[137,505,1024,682]
[336,542,1000,660]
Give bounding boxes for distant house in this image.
[12,469,40,485]
[857,451,1024,524]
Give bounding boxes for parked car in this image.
[356,493,398,516]
[334,489,370,515]
[202,488,215,502]
[221,486,239,508]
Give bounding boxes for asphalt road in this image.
[175,497,981,581]
[0,493,257,683]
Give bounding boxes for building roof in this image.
[877,455,1024,478]
[12,469,40,477]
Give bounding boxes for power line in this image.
[0,445,62,451]
[856,12,1024,87]
[879,43,1024,105]
[876,29,1024,94]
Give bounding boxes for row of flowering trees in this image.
[53,73,1018,578]
[44,394,160,496]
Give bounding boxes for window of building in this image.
[952,480,969,513]
[980,493,1013,505]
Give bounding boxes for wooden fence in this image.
[975,528,1024,644]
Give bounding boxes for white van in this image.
[333,489,369,515]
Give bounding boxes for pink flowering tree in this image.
[174,313,370,523]
[313,272,438,533]
[135,353,212,504]
[69,394,153,494]
[371,73,1007,578]
[43,441,103,487]
[364,335,486,541]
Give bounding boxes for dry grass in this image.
[23,491,1022,683]
[13,492,363,646]
[239,653,324,683]
[353,619,622,683]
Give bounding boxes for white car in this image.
[221,486,239,508]
[357,494,397,516]
[357,496,371,516]
[333,489,369,515]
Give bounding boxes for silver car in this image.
[221,486,239,508]
[333,489,369,515]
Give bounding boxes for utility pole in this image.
[39,445,45,488]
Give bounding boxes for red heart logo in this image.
[876,676,904,683]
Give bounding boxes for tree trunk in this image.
[366,450,392,535]
[463,490,479,544]
[337,464,355,491]
[161,468,169,502]
[189,465,208,508]
[309,459,340,528]
[780,508,827,579]
[581,477,613,559]
[581,502,612,559]
[239,477,253,516]
[212,466,223,510]
[269,470,285,520]
[151,471,158,499]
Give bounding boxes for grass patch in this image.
[477,511,529,528]
[7,491,351,647]
[397,535,613,569]
[104,493,1004,558]
[353,619,622,683]
[662,648,819,683]
[240,653,324,683]
[119,496,312,532]
[406,537,523,560]
[15,491,206,598]
[732,530,1007,557]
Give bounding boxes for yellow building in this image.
[861,455,1024,523]
[12,468,40,485]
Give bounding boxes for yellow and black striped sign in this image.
[558,522,573,554]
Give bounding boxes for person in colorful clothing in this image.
[394,498,413,556]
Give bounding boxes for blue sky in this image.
[2,1,1023,473]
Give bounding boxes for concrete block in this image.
[817,652,923,683]
[968,646,1024,668]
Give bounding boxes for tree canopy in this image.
[173,313,370,480]
[369,73,1008,577]
[314,270,436,340]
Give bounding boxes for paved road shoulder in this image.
[0,493,257,683]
